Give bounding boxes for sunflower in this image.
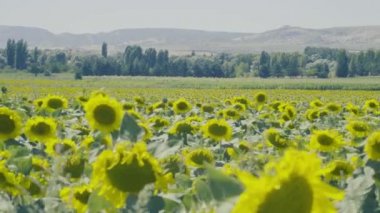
[149,116,170,131]
[305,108,319,121]
[364,131,380,160]
[238,141,250,153]
[184,148,214,168]
[254,92,268,104]
[122,102,135,111]
[202,119,232,142]
[160,154,185,176]
[85,96,124,133]
[222,108,241,120]
[0,160,21,195]
[310,99,324,108]
[172,98,192,114]
[60,185,93,213]
[201,104,214,114]
[63,154,86,179]
[21,172,47,197]
[91,142,171,208]
[233,103,246,112]
[45,139,77,156]
[325,102,341,113]
[31,156,50,172]
[169,120,195,135]
[134,96,145,105]
[42,95,68,111]
[346,103,360,115]
[364,99,379,113]
[0,107,22,142]
[310,130,344,152]
[234,96,249,106]
[25,116,57,143]
[33,98,45,109]
[322,160,354,181]
[232,149,344,213]
[264,128,289,148]
[346,120,371,138]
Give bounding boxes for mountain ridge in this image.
[1,25,380,53]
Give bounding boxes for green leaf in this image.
[8,156,32,175]
[193,178,213,203]
[120,113,142,142]
[87,191,118,213]
[206,167,243,201]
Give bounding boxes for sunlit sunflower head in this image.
[202,119,232,142]
[184,148,214,168]
[233,96,249,106]
[85,96,124,133]
[325,102,341,113]
[346,103,360,115]
[318,109,329,118]
[33,98,45,109]
[238,141,251,153]
[0,160,22,196]
[149,116,170,131]
[31,156,50,172]
[322,160,354,181]
[201,104,214,114]
[60,185,93,213]
[172,98,192,114]
[364,99,379,113]
[305,108,319,121]
[254,92,268,104]
[45,139,77,156]
[42,95,68,111]
[168,120,195,135]
[223,108,241,120]
[91,142,170,208]
[270,101,282,111]
[310,99,324,108]
[233,103,246,112]
[0,107,22,142]
[264,128,288,149]
[346,120,371,138]
[283,105,297,119]
[232,149,344,213]
[25,116,57,143]
[364,131,380,160]
[76,96,89,106]
[310,130,344,152]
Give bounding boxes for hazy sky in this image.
[1,0,380,34]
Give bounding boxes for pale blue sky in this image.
[0,0,379,34]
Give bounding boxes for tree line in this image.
[1,39,380,78]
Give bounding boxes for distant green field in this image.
[1,72,380,90]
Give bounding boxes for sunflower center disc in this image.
[48,98,64,109]
[106,158,156,193]
[317,134,334,146]
[208,124,227,137]
[256,95,266,103]
[176,102,189,111]
[0,114,15,134]
[93,104,116,125]
[74,190,91,204]
[258,176,313,213]
[372,142,380,154]
[353,124,367,132]
[190,153,212,165]
[31,122,51,136]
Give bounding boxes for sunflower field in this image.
[0,81,380,212]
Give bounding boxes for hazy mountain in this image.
[2,25,380,53]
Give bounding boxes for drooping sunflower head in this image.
[31,156,50,172]
[45,139,77,156]
[160,154,185,176]
[201,104,214,114]
[254,92,268,104]
[25,116,57,143]
[184,148,214,168]
[0,160,21,196]
[238,141,251,153]
[21,172,47,197]
[172,98,192,114]
[60,185,93,213]
[233,96,249,106]
[42,95,68,111]
[0,107,22,142]
[149,116,170,130]
[305,108,320,121]
[346,103,360,115]
[325,102,341,113]
[310,99,324,108]
[91,142,168,208]
[346,120,371,138]
[233,103,246,112]
[168,120,195,135]
[322,160,354,181]
[264,128,288,149]
[63,154,86,179]
[364,131,380,160]
[202,119,233,142]
[232,149,344,213]
[310,130,344,152]
[85,96,124,133]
